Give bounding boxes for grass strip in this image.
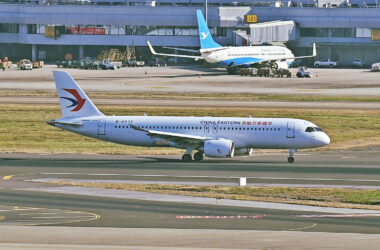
[0,104,380,154]
[1,90,380,102]
[40,180,380,210]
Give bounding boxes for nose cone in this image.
[316,133,330,146]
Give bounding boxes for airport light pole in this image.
[205,0,208,25]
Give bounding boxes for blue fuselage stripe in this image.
[218,57,262,67]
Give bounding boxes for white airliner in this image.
[48,71,330,163]
[147,10,316,74]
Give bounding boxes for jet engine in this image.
[203,139,235,158]
[235,148,253,156]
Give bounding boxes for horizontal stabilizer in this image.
[47,120,83,127]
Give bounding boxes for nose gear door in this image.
[286,122,295,138]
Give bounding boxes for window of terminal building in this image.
[300,28,328,37]
[216,27,227,37]
[27,24,37,34]
[175,27,198,36]
[331,28,356,38]
[0,23,19,33]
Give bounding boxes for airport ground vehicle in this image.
[274,68,291,77]
[48,71,330,163]
[296,67,312,78]
[32,61,44,68]
[257,67,272,77]
[352,59,365,68]
[371,62,380,72]
[125,60,145,67]
[240,67,257,76]
[0,57,12,70]
[17,59,33,70]
[100,59,116,70]
[314,59,338,68]
[240,67,290,77]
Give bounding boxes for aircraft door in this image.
[98,119,106,135]
[204,124,210,134]
[286,122,295,138]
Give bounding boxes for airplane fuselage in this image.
[201,45,295,68]
[54,116,329,151]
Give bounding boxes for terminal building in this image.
[0,0,380,65]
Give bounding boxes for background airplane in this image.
[48,71,330,162]
[148,10,316,74]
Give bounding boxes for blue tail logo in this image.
[196,10,222,49]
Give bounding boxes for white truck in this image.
[296,66,312,78]
[314,59,338,68]
[17,59,33,70]
[352,59,365,68]
[100,59,116,70]
[371,62,380,72]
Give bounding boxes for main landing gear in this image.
[288,149,296,163]
[182,151,204,162]
[182,154,192,162]
[194,151,204,161]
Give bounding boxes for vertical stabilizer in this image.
[196,10,222,50]
[53,70,104,118]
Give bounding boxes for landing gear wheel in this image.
[194,152,204,161]
[288,149,296,163]
[182,154,192,162]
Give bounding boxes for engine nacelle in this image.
[203,139,235,158]
[235,148,253,156]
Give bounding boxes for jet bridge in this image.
[235,20,296,45]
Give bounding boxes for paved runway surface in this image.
[1,148,380,235]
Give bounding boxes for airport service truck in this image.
[17,59,33,70]
[314,59,338,68]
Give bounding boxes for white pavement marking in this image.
[20,186,380,214]
[297,214,380,218]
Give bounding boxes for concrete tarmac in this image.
[1,65,380,96]
[1,149,380,234]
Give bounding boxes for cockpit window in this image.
[305,127,316,132]
[305,127,323,132]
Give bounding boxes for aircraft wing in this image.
[147,41,203,60]
[130,124,209,147]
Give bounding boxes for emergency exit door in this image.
[98,119,106,135]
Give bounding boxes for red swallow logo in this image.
[60,88,86,112]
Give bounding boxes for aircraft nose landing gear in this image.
[288,149,296,163]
